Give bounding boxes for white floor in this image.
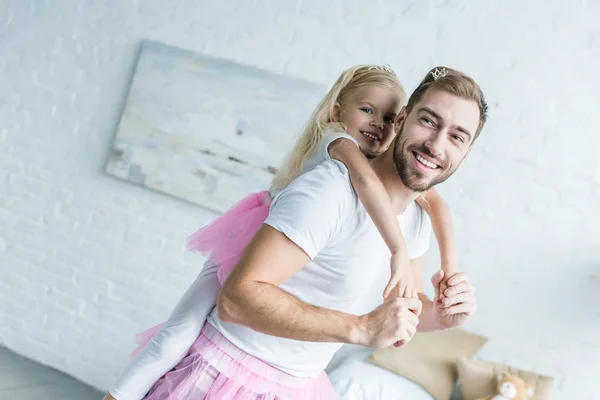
[0,347,102,400]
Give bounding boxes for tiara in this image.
[431,67,448,80]
[368,64,397,76]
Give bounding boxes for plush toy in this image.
[478,372,534,400]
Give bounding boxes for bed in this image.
[326,344,462,400]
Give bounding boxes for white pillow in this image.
[326,345,434,400]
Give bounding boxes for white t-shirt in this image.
[208,159,432,377]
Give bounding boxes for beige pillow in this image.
[456,357,554,400]
[366,328,488,400]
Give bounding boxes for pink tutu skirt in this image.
[187,191,272,285]
[142,322,339,400]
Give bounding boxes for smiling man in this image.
[126,67,488,400]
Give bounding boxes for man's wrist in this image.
[417,293,445,332]
[347,314,368,346]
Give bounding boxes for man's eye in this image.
[421,117,434,126]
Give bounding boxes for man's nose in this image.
[424,131,445,156]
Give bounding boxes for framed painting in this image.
[106,40,326,213]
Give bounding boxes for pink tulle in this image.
[132,324,164,358]
[142,323,340,400]
[187,190,272,285]
[131,191,272,358]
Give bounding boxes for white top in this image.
[269,129,358,197]
[302,130,358,174]
[208,159,432,377]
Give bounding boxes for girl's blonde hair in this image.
[270,65,406,191]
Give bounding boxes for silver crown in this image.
[431,67,448,80]
[368,64,397,76]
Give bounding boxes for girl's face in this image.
[333,85,404,156]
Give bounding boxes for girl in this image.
[105,64,458,400]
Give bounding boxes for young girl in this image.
[105,65,458,400]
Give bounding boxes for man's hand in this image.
[355,297,422,348]
[431,270,476,329]
[383,252,418,300]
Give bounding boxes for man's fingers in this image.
[443,302,476,316]
[406,320,417,338]
[391,298,421,319]
[444,281,474,298]
[401,298,422,315]
[405,309,420,326]
[446,272,469,286]
[395,300,419,325]
[442,293,472,308]
[393,316,418,348]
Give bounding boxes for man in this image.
[216,65,485,359]
[106,66,487,399]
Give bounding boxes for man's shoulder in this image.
[265,160,356,260]
[269,160,357,227]
[281,160,354,200]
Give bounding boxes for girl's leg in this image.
[106,261,220,400]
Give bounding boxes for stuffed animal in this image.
[478,372,534,400]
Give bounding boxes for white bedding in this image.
[325,345,434,400]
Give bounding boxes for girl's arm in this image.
[328,138,414,298]
[415,188,458,275]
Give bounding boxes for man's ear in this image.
[394,106,407,133]
[332,103,342,122]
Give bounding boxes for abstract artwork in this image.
[105,40,326,213]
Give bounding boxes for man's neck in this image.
[369,152,422,215]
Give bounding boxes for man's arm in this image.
[217,224,364,345]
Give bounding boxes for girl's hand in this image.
[383,252,418,300]
[438,262,458,301]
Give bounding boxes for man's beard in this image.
[392,125,455,192]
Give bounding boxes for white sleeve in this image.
[264,161,351,259]
[314,131,360,165]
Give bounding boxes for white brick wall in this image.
[1,0,599,398]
